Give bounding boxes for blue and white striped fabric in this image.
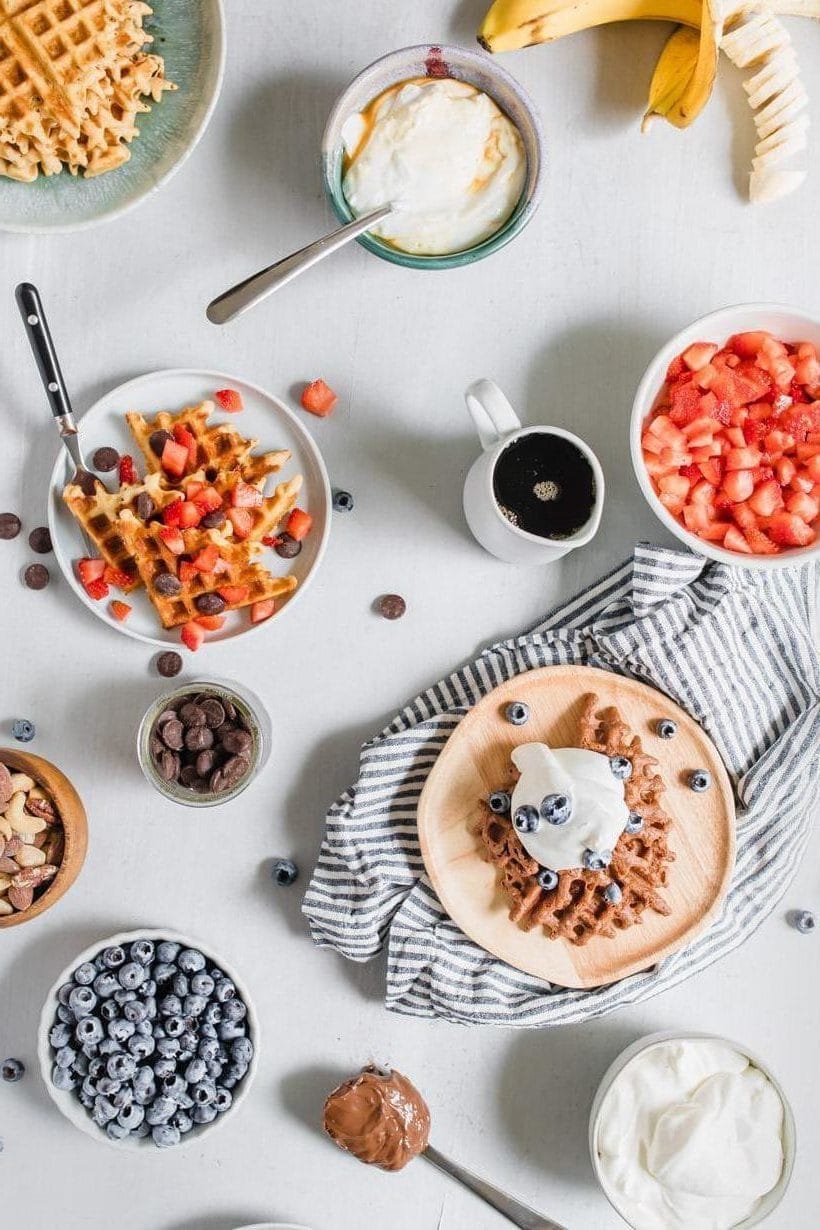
[303,544,820,1026]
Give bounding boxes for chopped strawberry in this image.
[722,470,755,503]
[103,565,132,590]
[163,499,184,527]
[723,526,753,554]
[286,508,313,541]
[178,560,198,584]
[213,557,231,576]
[666,355,687,381]
[118,454,135,485]
[785,491,820,522]
[731,501,757,530]
[727,331,773,359]
[690,479,716,505]
[217,584,250,605]
[185,481,204,500]
[748,479,783,518]
[767,512,816,548]
[300,379,338,417]
[262,534,282,548]
[195,614,226,631]
[77,557,106,587]
[227,507,253,540]
[193,487,222,514]
[191,544,220,573]
[743,527,778,555]
[658,474,690,499]
[698,458,723,486]
[172,424,198,470]
[698,522,730,543]
[214,388,244,413]
[659,493,685,516]
[158,526,186,555]
[808,454,820,482]
[250,599,276,623]
[776,457,796,486]
[669,381,703,426]
[161,438,189,479]
[795,354,820,386]
[680,464,702,482]
[231,480,263,509]
[181,621,206,652]
[178,501,203,529]
[725,446,762,471]
[682,342,718,372]
[110,600,132,621]
[84,577,110,600]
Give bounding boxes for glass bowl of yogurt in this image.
[321,44,544,270]
[588,1032,796,1230]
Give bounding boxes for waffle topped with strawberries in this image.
[61,391,313,649]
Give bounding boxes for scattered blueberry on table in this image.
[689,769,712,793]
[505,701,530,726]
[656,718,678,739]
[332,489,354,512]
[271,858,299,887]
[2,1058,25,1082]
[11,719,35,743]
[792,910,816,935]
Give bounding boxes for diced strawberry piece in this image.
[806,455,820,482]
[728,331,773,359]
[181,621,206,652]
[110,600,132,621]
[683,503,711,531]
[775,457,796,486]
[262,535,282,548]
[644,455,676,478]
[217,584,250,605]
[178,560,198,584]
[250,599,276,623]
[195,614,227,631]
[797,342,817,360]
[158,526,186,555]
[791,471,815,494]
[748,479,783,517]
[690,444,721,461]
[795,354,820,387]
[744,527,778,555]
[118,454,135,485]
[669,381,703,426]
[103,565,132,589]
[286,508,313,541]
[185,481,204,500]
[658,474,691,498]
[698,522,730,543]
[690,480,716,505]
[724,525,753,554]
[227,507,253,540]
[659,494,685,516]
[785,491,820,522]
[192,544,220,573]
[724,427,746,448]
[680,464,701,481]
[722,470,755,502]
[77,557,106,586]
[666,354,687,381]
[162,499,184,527]
[231,480,263,509]
[725,446,762,471]
[172,425,198,470]
[765,429,795,455]
[698,459,723,485]
[300,379,338,417]
[642,431,664,456]
[646,414,687,446]
[161,439,189,479]
[659,448,692,467]
[682,413,718,441]
[767,512,816,548]
[178,501,203,529]
[743,418,773,444]
[193,487,222,514]
[751,466,774,483]
[695,365,717,390]
[85,577,110,600]
[682,342,718,372]
[214,388,244,413]
[731,501,757,530]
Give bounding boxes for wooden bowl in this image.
[0,748,88,929]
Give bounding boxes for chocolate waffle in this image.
[119,511,298,628]
[62,470,175,591]
[476,694,675,946]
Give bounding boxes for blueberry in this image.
[11,719,35,742]
[152,1123,181,1148]
[88,1057,106,1080]
[154,963,177,985]
[582,848,612,872]
[231,1037,253,1067]
[214,978,236,1003]
[609,756,632,781]
[177,949,206,975]
[107,1122,131,1141]
[114,989,137,1007]
[536,868,559,891]
[134,1080,157,1107]
[332,489,354,512]
[206,1060,224,1081]
[157,1037,181,1060]
[102,946,126,969]
[112,1085,134,1109]
[100,1000,119,1023]
[220,998,246,1024]
[92,1096,118,1126]
[165,1017,186,1039]
[488,790,511,815]
[153,1058,176,1081]
[200,1023,218,1040]
[118,962,147,991]
[73,1053,90,1076]
[52,1065,77,1091]
[55,1046,77,1070]
[179,1029,198,1053]
[190,972,214,997]
[130,940,155,966]
[140,979,157,999]
[143,996,157,1021]
[56,1005,73,1024]
[145,1096,176,1126]
[162,1075,188,1102]
[625,811,644,835]
[97,1076,121,1097]
[129,1035,156,1061]
[159,994,182,1017]
[192,1103,218,1125]
[203,1003,222,1026]
[183,994,207,1018]
[74,962,96,986]
[135,1121,152,1138]
[2,1058,25,1082]
[93,972,119,999]
[156,941,180,963]
[604,882,623,905]
[98,1038,122,1056]
[214,1086,232,1113]
[57,983,74,1006]
[192,1081,216,1106]
[171,1109,193,1134]
[107,1053,136,1083]
[513,804,540,834]
[656,718,678,739]
[185,1058,207,1084]
[792,910,816,935]
[68,985,97,1017]
[79,1089,95,1110]
[505,701,530,726]
[108,1019,136,1044]
[540,793,572,826]
[118,1103,145,1131]
[124,1000,148,1024]
[689,769,712,793]
[171,973,189,998]
[198,1038,220,1063]
[218,1021,246,1042]
[272,858,298,887]
[50,1023,73,1049]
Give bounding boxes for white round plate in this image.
[38,928,260,1150]
[0,0,226,234]
[48,369,331,648]
[232,1225,313,1230]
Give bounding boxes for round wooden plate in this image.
[417,665,736,989]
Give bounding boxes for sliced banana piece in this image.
[750,167,806,202]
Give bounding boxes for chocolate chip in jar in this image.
[144,686,260,801]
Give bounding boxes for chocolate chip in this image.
[377,593,406,620]
[205,467,218,482]
[179,765,200,788]
[156,709,177,725]
[159,750,180,781]
[24,564,49,590]
[149,430,172,457]
[221,756,250,787]
[185,726,213,752]
[156,652,183,678]
[92,446,120,472]
[150,735,164,757]
[200,509,225,530]
[223,699,237,721]
[28,526,52,554]
[154,572,182,597]
[194,593,225,616]
[77,471,98,497]
[200,699,225,729]
[195,749,216,776]
[135,493,155,522]
[0,513,21,540]
[179,703,206,727]
[274,533,301,559]
[160,720,184,750]
[220,729,251,755]
[209,768,224,793]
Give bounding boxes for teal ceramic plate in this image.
[0,0,225,234]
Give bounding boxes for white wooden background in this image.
[1,3,819,1228]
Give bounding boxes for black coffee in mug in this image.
[492,432,597,540]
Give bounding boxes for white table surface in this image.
[1,3,819,1228]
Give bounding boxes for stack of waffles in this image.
[63,400,304,644]
[476,694,675,946]
[0,0,175,182]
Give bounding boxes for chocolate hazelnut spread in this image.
[323,1066,430,1171]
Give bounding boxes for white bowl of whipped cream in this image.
[589,1032,795,1230]
[322,44,544,269]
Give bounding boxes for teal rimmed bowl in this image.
[321,44,545,271]
[0,0,225,234]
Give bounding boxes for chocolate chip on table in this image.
[160,719,184,751]
[200,699,225,728]
[24,564,50,590]
[377,593,406,620]
[156,651,183,678]
[274,533,301,559]
[0,513,21,540]
[154,571,182,597]
[92,446,120,472]
[135,493,155,522]
[149,429,172,457]
[28,526,52,554]
[194,592,226,616]
[200,509,225,530]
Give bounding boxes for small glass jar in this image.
[137,679,271,807]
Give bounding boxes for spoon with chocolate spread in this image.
[323,1066,568,1229]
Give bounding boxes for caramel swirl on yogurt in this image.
[323,1066,430,1171]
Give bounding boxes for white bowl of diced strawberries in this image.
[632,304,820,567]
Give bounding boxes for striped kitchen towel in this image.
[303,544,820,1026]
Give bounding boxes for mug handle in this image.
[464,379,522,452]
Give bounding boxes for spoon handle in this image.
[206,204,392,325]
[423,1145,569,1230]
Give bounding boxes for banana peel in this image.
[642,26,702,130]
[643,0,721,129]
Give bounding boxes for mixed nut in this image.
[0,762,63,917]
[148,689,256,797]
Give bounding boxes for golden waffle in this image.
[0,0,175,182]
[62,469,175,591]
[126,403,291,490]
[119,511,298,628]
[476,694,675,947]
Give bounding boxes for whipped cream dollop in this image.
[341,77,526,256]
[597,1039,785,1230]
[510,743,629,871]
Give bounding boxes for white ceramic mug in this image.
[462,378,605,564]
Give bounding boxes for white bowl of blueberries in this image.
[37,929,258,1149]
